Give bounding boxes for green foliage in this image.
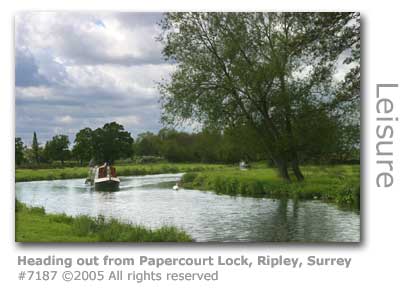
[24,122,134,167]
[72,127,93,165]
[15,200,45,215]
[15,137,25,165]
[181,172,198,184]
[43,135,70,164]
[92,122,134,164]
[133,126,271,164]
[182,164,360,210]
[15,201,192,242]
[158,12,360,180]
[72,215,101,237]
[32,132,40,164]
[134,132,162,157]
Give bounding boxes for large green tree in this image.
[72,127,93,165]
[158,12,360,181]
[92,122,134,164]
[44,135,70,165]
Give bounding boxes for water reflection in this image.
[15,174,360,242]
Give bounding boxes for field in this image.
[182,164,360,210]
[15,201,192,242]
[15,163,226,182]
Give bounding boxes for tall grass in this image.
[182,165,360,210]
[15,201,192,242]
[70,214,192,242]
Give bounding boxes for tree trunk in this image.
[275,158,291,182]
[291,155,304,181]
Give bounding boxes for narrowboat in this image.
[86,162,120,191]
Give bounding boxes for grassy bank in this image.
[181,164,360,210]
[15,201,192,242]
[15,163,226,182]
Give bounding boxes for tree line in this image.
[15,120,359,167]
[16,122,133,167]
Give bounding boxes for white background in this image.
[1,0,408,292]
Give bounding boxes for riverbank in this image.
[15,163,225,182]
[15,201,192,242]
[181,164,360,210]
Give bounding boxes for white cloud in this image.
[115,115,142,127]
[58,115,74,124]
[15,12,169,145]
[15,12,164,66]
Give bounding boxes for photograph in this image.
[15,12,360,242]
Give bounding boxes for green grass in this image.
[15,163,227,182]
[15,201,192,242]
[181,164,360,210]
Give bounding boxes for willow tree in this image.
[158,12,360,181]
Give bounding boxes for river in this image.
[15,173,360,242]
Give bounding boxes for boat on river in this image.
[86,162,120,191]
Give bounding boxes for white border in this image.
[2,1,409,292]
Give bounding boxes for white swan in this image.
[173,183,179,191]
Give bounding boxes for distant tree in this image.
[221,124,267,163]
[31,132,40,164]
[72,127,93,165]
[24,145,46,164]
[92,122,134,164]
[15,137,25,165]
[134,132,161,157]
[44,135,70,165]
[193,129,222,163]
[133,127,269,164]
[158,129,196,162]
[161,140,184,162]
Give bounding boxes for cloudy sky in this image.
[15,12,173,146]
